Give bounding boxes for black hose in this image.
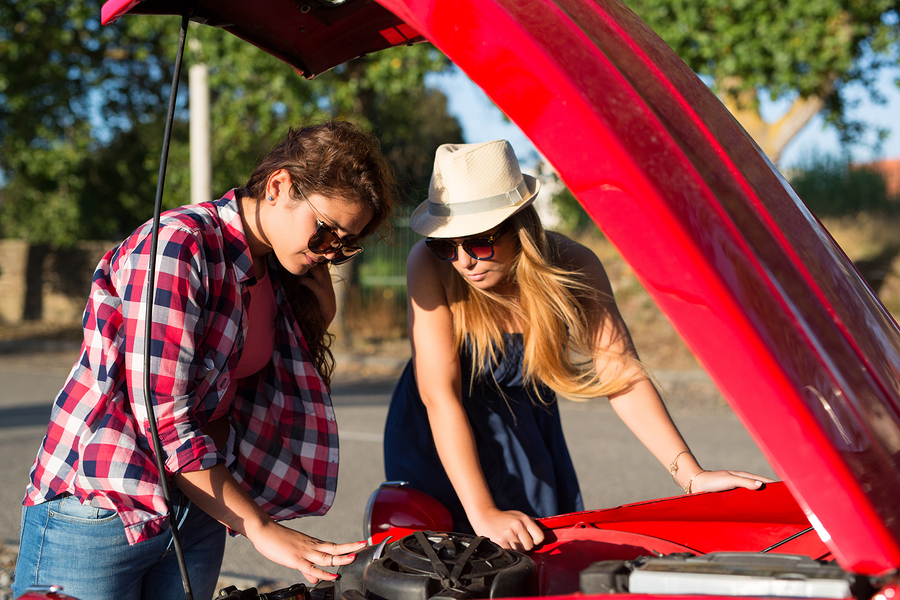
[141,12,194,600]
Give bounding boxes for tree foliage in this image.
[0,1,461,246]
[625,0,900,163]
[1,2,176,244]
[551,185,596,234]
[183,24,461,208]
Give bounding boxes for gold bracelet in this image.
[684,470,707,494]
[667,450,691,483]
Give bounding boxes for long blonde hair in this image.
[448,206,645,401]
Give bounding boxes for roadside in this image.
[0,319,728,411]
[0,323,83,355]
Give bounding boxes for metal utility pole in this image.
[190,62,211,204]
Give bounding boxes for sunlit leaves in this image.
[1,1,459,245]
[625,0,900,141]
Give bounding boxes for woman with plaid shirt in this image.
[13,121,396,600]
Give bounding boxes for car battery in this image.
[581,553,857,598]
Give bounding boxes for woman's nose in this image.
[453,247,476,267]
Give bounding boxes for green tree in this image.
[0,2,177,244]
[181,28,460,208]
[551,185,596,234]
[1,2,460,247]
[625,0,900,164]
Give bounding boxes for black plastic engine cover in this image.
[337,532,535,600]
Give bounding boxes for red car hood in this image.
[102,0,900,576]
[101,0,424,78]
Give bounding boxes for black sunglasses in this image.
[425,222,510,261]
[299,187,364,265]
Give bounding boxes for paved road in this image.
[0,348,776,591]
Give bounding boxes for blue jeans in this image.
[13,489,226,600]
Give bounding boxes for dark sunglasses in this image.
[299,187,364,265]
[425,222,510,261]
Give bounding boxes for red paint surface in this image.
[373,483,832,595]
[376,0,900,574]
[368,485,454,543]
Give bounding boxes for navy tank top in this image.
[383,333,583,533]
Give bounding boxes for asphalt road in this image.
[0,347,776,591]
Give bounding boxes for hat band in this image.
[428,179,530,217]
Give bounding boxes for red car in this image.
[21,0,900,599]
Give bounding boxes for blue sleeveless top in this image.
[383,333,583,533]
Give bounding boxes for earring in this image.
[267,195,274,202]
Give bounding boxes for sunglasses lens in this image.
[309,224,341,253]
[464,241,494,259]
[329,246,363,265]
[426,239,458,261]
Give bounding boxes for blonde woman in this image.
[383,140,772,552]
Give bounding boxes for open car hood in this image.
[101,0,425,78]
[102,0,900,576]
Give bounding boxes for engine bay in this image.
[215,529,872,600]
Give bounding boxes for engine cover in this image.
[336,531,536,600]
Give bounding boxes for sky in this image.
[428,65,900,172]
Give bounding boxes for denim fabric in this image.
[13,490,226,600]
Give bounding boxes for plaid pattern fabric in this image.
[24,191,339,545]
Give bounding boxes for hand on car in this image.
[470,508,545,552]
[688,470,775,494]
[248,519,366,584]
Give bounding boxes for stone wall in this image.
[0,241,28,324]
[0,240,115,325]
[0,240,352,330]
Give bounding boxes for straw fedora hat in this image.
[410,139,540,238]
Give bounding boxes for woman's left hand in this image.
[247,520,365,584]
[300,262,337,325]
[688,470,775,494]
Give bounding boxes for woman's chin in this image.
[281,254,315,276]
[463,271,503,290]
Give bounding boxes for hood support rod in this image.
[760,527,814,554]
[142,12,194,600]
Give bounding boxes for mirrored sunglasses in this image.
[425,223,510,262]
[308,219,364,265]
[299,186,364,265]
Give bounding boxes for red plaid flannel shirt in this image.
[24,191,339,544]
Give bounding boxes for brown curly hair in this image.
[243,121,396,387]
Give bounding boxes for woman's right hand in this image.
[246,519,367,584]
[176,465,365,584]
[469,507,545,552]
